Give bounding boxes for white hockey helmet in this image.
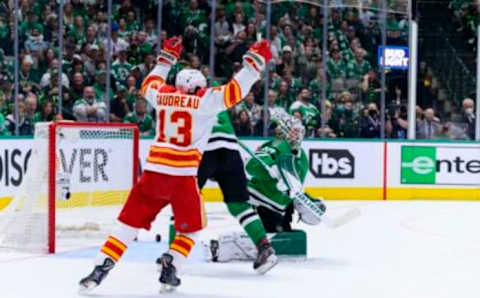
[175,69,207,94]
[294,196,326,225]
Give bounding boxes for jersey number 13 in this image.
[157,110,192,147]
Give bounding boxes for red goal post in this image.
[48,122,139,253]
[0,121,139,254]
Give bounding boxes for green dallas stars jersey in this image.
[245,139,308,215]
[205,110,239,151]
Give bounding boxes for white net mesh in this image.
[0,122,137,253]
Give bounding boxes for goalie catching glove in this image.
[293,192,326,225]
[157,36,183,65]
[243,40,272,73]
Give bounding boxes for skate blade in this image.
[160,283,177,293]
[255,255,279,275]
[78,281,97,295]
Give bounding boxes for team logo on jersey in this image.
[309,149,354,178]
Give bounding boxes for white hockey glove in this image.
[293,193,326,225]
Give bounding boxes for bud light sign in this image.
[378,46,409,70]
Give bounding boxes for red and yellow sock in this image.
[100,236,127,262]
[169,234,195,258]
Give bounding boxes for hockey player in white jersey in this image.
[79,36,273,293]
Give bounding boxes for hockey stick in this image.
[238,141,360,229]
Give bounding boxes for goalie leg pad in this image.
[270,230,307,257]
[208,230,307,262]
[211,231,257,262]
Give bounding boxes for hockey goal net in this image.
[0,122,139,253]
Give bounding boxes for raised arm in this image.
[140,37,183,105]
[204,40,273,112]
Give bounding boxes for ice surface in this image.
[1,201,479,298]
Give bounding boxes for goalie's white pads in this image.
[208,231,257,262]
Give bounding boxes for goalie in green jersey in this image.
[207,110,326,262]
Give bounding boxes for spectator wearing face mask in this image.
[386,104,408,139]
[25,28,49,54]
[416,108,442,139]
[73,86,107,122]
[329,97,359,138]
[460,97,475,140]
[359,103,381,138]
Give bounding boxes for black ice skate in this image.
[253,237,278,274]
[210,239,219,262]
[78,257,115,293]
[157,253,181,292]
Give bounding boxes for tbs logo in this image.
[309,149,354,178]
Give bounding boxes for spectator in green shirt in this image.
[0,112,9,136]
[327,49,346,80]
[273,79,295,110]
[93,69,113,101]
[123,99,154,136]
[289,89,321,137]
[68,15,86,46]
[329,96,360,138]
[346,48,372,81]
[19,11,44,38]
[112,49,132,85]
[126,10,141,33]
[117,18,130,39]
[180,0,207,29]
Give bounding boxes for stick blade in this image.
[323,208,361,229]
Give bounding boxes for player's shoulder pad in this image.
[195,87,207,97]
[270,139,292,154]
[259,139,290,158]
[160,84,177,93]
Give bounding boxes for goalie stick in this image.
[238,141,360,229]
